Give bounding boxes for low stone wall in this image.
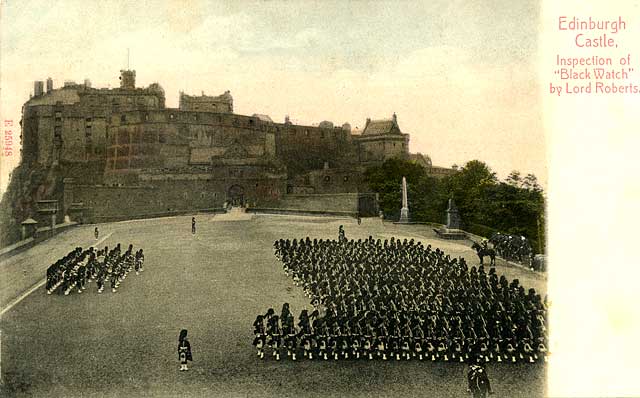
[92,207,226,223]
[247,207,356,218]
[0,222,78,262]
[272,193,361,214]
[66,182,228,223]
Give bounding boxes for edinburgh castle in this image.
[1,70,454,246]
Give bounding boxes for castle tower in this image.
[34,81,44,96]
[46,77,53,92]
[119,70,136,89]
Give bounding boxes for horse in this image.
[471,242,496,266]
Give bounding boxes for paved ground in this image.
[0,213,546,397]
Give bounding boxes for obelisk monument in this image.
[399,176,409,223]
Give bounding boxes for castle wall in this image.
[305,168,365,194]
[68,174,286,222]
[179,91,233,113]
[274,124,356,176]
[22,84,165,175]
[356,134,409,163]
[105,110,279,175]
[265,193,361,214]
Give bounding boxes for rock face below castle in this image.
[4,70,450,230]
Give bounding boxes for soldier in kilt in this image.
[178,329,193,371]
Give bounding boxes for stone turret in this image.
[119,69,136,89]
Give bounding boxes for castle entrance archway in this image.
[227,185,245,207]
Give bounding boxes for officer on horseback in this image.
[467,361,493,397]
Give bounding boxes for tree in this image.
[364,158,443,222]
[440,160,497,227]
[364,158,547,253]
[506,170,523,188]
[522,173,542,192]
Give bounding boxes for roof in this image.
[252,114,273,123]
[21,218,38,225]
[351,127,363,135]
[361,114,402,136]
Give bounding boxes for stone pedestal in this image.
[446,198,460,229]
[399,207,409,223]
[434,198,466,240]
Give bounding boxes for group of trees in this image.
[364,159,546,254]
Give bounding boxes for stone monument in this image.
[446,198,461,229]
[398,176,410,223]
[434,197,466,240]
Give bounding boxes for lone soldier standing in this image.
[94,227,99,239]
[191,217,196,235]
[178,329,193,371]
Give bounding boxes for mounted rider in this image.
[467,361,493,397]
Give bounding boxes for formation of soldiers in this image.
[46,244,145,295]
[489,233,534,266]
[253,232,548,363]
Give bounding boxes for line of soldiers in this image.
[46,244,145,295]
[253,235,547,363]
[489,232,534,266]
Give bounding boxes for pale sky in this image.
[0,0,545,191]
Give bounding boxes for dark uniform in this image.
[178,329,193,371]
[468,364,493,398]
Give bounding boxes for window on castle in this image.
[324,175,330,183]
[158,133,166,143]
[170,113,175,120]
[86,117,92,123]
[343,176,349,182]
[118,130,129,144]
[121,114,126,123]
[54,126,62,138]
